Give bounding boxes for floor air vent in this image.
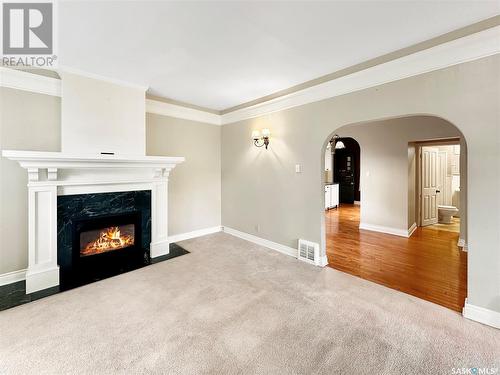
[298,239,320,266]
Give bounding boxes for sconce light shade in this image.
[330,134,345,154]
[252,128,270,149]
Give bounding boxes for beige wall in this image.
[0,88,61,274]
[146,113,221,236]
[221,55,500,313]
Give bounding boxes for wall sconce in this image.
[330,134,345,154]
[252,129,270,149]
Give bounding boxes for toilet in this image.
[438,205,459,224]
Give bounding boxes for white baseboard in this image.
[354,201,361,206]
[150,240,170,258]
[319,254,329,267]
[408,222,417,237]
[222,227,297,259]
[463,299,500,329]
[25,266,59,294]
[0,269,27,286]
[168,226,222,243]
[458,238,468,252]
[359,222,409,237]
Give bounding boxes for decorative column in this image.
[26,169,59,293]
[150,167,170,258]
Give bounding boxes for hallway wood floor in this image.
[326,204,467,312]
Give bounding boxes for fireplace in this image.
[58,190,152,289]
[67,211,144,286]
[74,211,142,257]
[3,150,183,294]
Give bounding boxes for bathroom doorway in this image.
[414,139,462,235]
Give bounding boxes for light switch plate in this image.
[295,164,302,173]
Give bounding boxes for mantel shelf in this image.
[1,150,185,169]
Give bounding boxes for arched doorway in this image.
[321,115,468,312]
[325,136,361,204]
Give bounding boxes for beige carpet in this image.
[0,232,499,374]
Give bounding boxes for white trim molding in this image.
[359,222,410,238]
[408,222,417,237]
[463,299,500,329]
[0,67,61,97]
[458,238,468,252]
[168,226,222,243]
[220,26,500,124]
[0,269,27,287]
[57,65,148,91]
[146,99,221,126]
[223,226,297,258]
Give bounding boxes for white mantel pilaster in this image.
[2,151,184,293]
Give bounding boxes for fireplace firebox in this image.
[58,190,152,290]
[70,211,144,286]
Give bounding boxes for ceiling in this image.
[58,1,499,111]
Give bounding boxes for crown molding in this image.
[57,65,149,91]
[146,99,221,125]
[220,25,500,125]
[221,15,500,114]
[146,94,220,115]
[0,67,62,97]
[1,24,498,127]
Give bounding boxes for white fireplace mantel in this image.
[2,150,184,172]
[2,150,185,293]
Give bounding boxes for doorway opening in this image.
[324,136,361,210]
[322,116,467,312]
[416,140,461,234]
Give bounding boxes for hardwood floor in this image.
[326,204,467,312]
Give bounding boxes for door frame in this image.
[416,138,460,227]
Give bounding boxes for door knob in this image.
[436,190,440,193]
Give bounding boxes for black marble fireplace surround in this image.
[58,190,152,289]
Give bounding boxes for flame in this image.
[81,226,134,256]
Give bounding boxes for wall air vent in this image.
[297,239,320,266]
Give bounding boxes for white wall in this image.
[61,72,146,155]
[408,145,416,229]
[324,147,333,184]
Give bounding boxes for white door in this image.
[421,147,439,226]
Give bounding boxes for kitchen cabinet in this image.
[325,183,339,210]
